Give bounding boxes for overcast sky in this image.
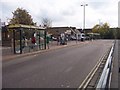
[0,0,119,28]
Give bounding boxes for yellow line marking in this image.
[77,48,110,90]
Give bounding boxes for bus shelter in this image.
[87,33,100,40]
[8,24,47,54]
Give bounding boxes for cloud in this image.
[1,0,119,28]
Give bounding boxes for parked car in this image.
[70,36,77,40]
[85,36,90,40]
[52,37,57,41]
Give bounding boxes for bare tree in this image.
[42,17,52,28]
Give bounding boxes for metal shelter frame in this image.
[8,24,46,54]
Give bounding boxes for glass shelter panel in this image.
[21,29,46,53]
[40,30,46,50]
[9,25,46,54]
[14,29,21,54]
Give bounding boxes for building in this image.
[47,27,79,38]
[0,20,5,41]
[0,19,1,41]
[77,28,92,34]
[119,1,120,28]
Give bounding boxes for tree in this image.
[92,24,100,33]
[41,17,52,28]
[9,8,36,25]
[92,22,111,39]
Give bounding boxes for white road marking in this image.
[64,67,73,73]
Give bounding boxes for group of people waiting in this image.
[22,33,50,50]
[56,33,67,45]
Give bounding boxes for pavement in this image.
[2,40,88,61]
[118,40,120,89]
[110,40,120,89]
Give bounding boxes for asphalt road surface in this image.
[2,40,113,88]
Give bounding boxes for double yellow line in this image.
[77,48,110,90]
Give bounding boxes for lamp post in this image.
[0,19,1,41]
[0,19,1,28]
[81,4,88,33]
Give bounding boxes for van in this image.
[80,33,86,41]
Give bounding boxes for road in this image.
[2,40,113,88]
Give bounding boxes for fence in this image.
[96,45,114,89]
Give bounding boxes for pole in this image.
[44,30,47,49]
[13,29,16,54]
[83,5,85,32]
[0,19,1,42]
[20,28,22,54]
[81,4,88,33]
[39,32,41,49]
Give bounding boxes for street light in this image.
[0,19,1,29]
[81,4,88,33]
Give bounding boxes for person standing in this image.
[31,36,36,44]
[31,36,36,49]
[46,35,50,49]
[25,38,28,47]
[57,35,60,45]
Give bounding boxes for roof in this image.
[87,33,100,35]
[8,24,45,30]
[46,26,78,36]
[47,27,76,30]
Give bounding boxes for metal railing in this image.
[77,47,109,90]
[96,45,114,89]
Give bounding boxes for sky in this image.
[0,0,120,28]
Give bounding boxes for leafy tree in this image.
[92,24,100,33]
[9,8,36,25]
[100,23,110,38]
[92,22,111,39]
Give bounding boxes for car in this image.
[70,36,77,40]
[85,36,90,40]
[52,37,57,41]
